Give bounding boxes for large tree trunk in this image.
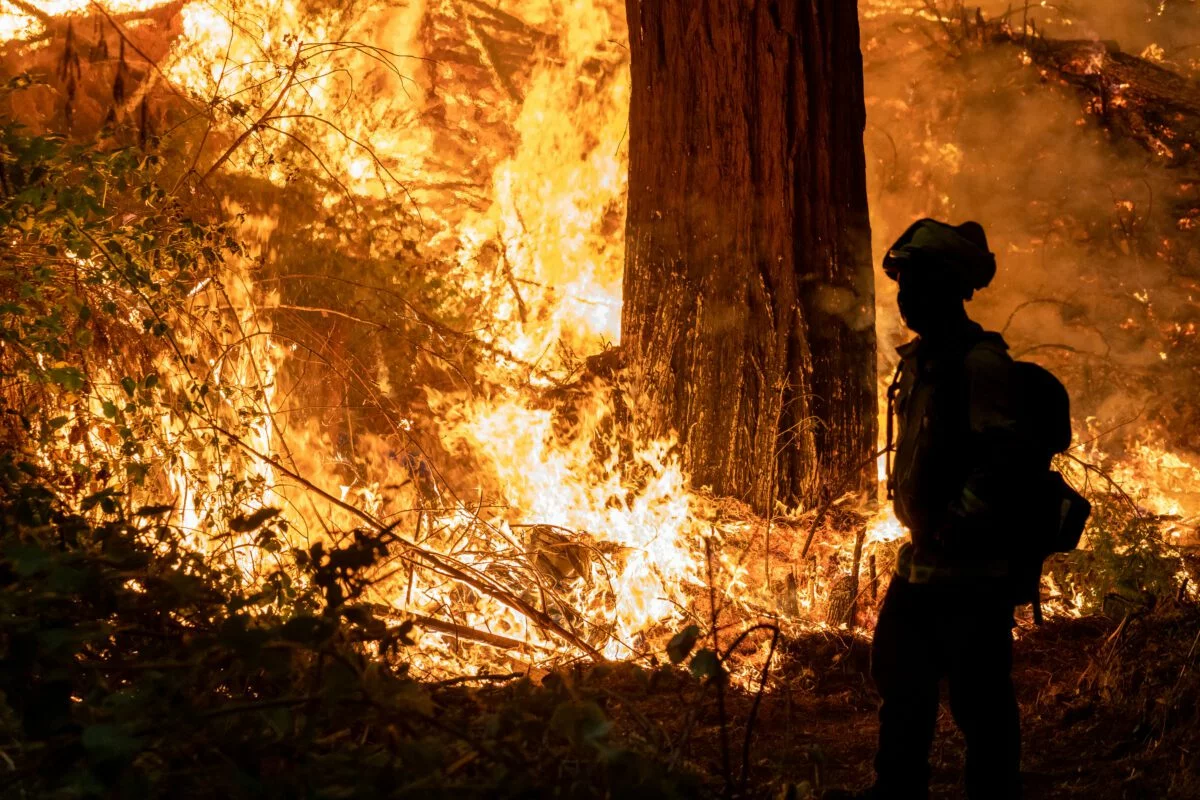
[622,0,876,512]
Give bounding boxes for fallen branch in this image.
[210,422,606,660]
[428,671,525,689]
[959,8,1200,168]
[7,0,51,26]
[377,608,553,655]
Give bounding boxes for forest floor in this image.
[555,604,1200,799]
[777,611,1200,799]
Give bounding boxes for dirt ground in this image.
[587,605,1200,799]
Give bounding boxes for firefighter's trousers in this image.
[870,575,1021,800]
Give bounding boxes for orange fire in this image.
[8,0,1199,675]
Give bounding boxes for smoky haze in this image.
[863,1,1200,528]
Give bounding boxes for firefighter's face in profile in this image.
[897,266,964,335]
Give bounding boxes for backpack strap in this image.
[884,360,905,500]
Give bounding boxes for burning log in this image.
[957,9,1200,172]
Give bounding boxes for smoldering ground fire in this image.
[3,1,1200,797]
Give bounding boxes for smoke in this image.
[863,0,1200,489]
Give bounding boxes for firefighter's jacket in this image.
[890,322,1032,584]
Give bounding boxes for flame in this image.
[132,0,675,669]
[450,0,628,364]
[430,385,702,659]
[15,0,1200,669]
[1078,433,1200,545]
[865,505,906,547]
[1,0,165,40]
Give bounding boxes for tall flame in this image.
[10,0,1200,670]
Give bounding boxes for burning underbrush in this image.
[4,2,1200,797]
[1,0,1199,701]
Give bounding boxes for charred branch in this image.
[955,9,1200,173]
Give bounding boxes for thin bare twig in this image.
[1061,452,1142,514]
[198,44,303,187]
[717,622,781,794]
[706,534,732,799]
[801,446,889,559]
[209,421,605,660]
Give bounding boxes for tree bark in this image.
[622,0,876,512]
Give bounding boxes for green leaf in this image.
[263,707,293,737]
[392,619,415,647]
[281,614,330,645]
[37,626,90,655]
[229,506,281,532]
[667,624,700,665]
[341,604,375,626]
[387,678,434,716]
[82,724,143,763]
[46,366,83,391]
[81,487,121,512]
[689,648,723,681]
[8,543,51,577]
[550,700,610,747]
[126,461,149,486]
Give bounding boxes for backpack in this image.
[1009,360,1092,621]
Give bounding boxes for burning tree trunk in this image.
[622,0,876,512]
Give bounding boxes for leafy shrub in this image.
[0,457,706,798]
[0,80,700,798]
[2,74,279,530]
[1044,493,1186,616]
